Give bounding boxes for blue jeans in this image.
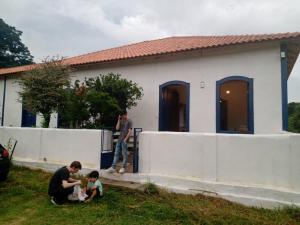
[111,140,128,169]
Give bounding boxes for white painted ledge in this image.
[98,170,300,209]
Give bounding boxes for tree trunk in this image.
[42,113,51,128]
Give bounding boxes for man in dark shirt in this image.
[106,110,132,174]
[48,161,82,205]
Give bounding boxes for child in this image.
[84,170,103,203]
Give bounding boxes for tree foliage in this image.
[85,73,143,110]
[58,81,90,129]
[0,18,33,68]
[288,102,300,133]
[58,73,143,129]
[85,90,120,128]
[18,57,71,128]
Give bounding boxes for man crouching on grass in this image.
[48,161,82,205]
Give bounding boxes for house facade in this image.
[0,33,299,134]
[1,33,300,207]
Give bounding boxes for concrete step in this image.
[100,177,145,191]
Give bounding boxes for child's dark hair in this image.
[88,170,99,179]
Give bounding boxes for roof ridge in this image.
[61,32,300,60]
[66,36,174,60]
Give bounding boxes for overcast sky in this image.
[1,0,300,102]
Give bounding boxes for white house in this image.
[1,32,300,134]
[1,32,300,208]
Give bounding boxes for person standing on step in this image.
[106,110,132,174]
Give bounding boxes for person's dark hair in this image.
[120,110,127,116]
[70,161,82,170]
[88,170,99,179]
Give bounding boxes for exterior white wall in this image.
[0,76,58,128]
[0,127,112,169]
[0,43,282,133]
[36,113,58,128]
[3,76,22,127]
[139,132,300,193]
[71,44,282,134]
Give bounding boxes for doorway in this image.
[159,81,189,132]
[21,105,36,127]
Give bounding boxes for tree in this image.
[18,57,71,128]
[58,73,143,129]
[86,73,143,109]
[0,18,33,68]
[85,90,120,128]
[85,73,143,127]
[58,81,90,128]
[288,102,300,133]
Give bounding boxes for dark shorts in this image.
[86,188,101,199]
[49,186,74,204]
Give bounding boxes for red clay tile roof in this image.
[1,32,300,75]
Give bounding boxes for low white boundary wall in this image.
[0,127,112,169]
[138,132,300,207]
[2,127,300,208]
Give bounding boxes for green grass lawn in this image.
[0,166,299,225]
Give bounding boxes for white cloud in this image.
[110,14,168,42]
[46,0,168,43]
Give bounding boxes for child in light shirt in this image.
[83,170,103,203]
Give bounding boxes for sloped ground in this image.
[0,166,299,225]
